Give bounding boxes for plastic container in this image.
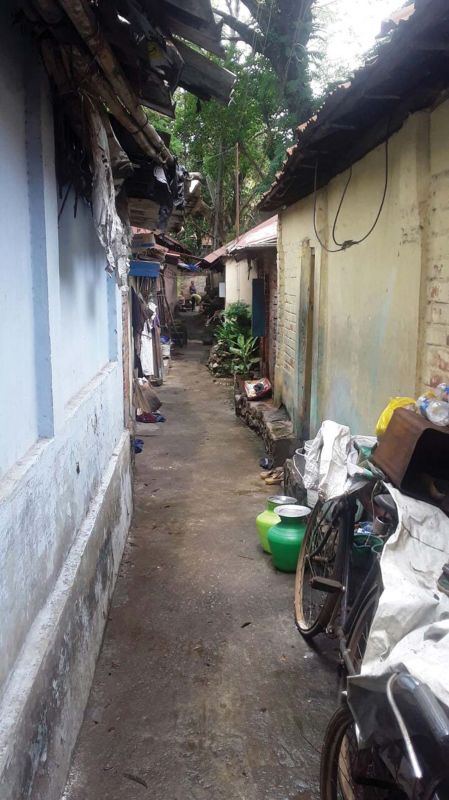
[417,393,449,427]
[352,529,383,565]
[268,505,311,572]
[256,495,298,553]
[435,383,449,401]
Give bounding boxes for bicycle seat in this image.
[375,493,397,516]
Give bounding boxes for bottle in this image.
[418,393,449,427]
[435,383,449,402]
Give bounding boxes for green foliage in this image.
[174,49,286,232]
[144,1,359,247]
[229,334,260,375]
[145,109,184,158]
[208,301,259,376]
[177,216,210,254]
[149,44,296,247]
[224,302,252,335]
[215,318,240,348]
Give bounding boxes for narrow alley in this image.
[62,339,337,800]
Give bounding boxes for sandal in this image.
[264,467,284,485]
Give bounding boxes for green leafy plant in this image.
[208,302,259,377]
[224,302,252,336]
[215,318,239,346]
[229,334,260,376]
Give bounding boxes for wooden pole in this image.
[235,141,240,239]
[213,139,223,249]
[55,0,173,164]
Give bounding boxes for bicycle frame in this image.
[325,491,394,675]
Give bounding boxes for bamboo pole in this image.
[57,0,172,163]
[70,47,161,162]
[54,0,173,164]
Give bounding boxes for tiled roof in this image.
[259,1,449,211]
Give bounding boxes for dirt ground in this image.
[62,332,338,800]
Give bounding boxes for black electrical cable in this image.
[331,164,353,246]
[312,163,345,253]
[313,127,390,253]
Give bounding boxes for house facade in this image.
[260,0,449,437]
[202,216,278,379]
[0,9,132,798]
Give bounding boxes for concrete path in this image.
[62,340,337,800]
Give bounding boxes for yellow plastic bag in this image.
[375,397,416,438]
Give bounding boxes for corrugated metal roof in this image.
[201,240,236,266]
[228,216,277,254]
[201,215,278,266]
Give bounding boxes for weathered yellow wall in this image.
[224,256,255,308]
[276,104,449,435]
[421,101,449,389]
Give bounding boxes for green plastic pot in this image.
[268,505,311,572]
[256,495,298,553]
[352,532,383,566]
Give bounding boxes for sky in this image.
[216,0,408,94]
[313,0,407,90]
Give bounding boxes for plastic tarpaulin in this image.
[87,105,130,286]
[297,420,377,501]
[352,487,449,708]
[300,421,449,707]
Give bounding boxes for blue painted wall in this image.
[0,8,130,796]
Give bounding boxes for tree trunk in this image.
[215,0,315,123]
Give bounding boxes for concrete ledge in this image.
[0,431,132,800]
[235,393,299,466]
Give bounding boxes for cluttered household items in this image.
[252,391,449,798]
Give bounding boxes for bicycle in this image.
[320,671,449,799]
[294,485,398,675]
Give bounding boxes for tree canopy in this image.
[147,0,355,250]
[155,45,294,250]
[215,0,315,123]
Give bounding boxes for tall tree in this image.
[214,0,315,123]
[166,45,294,248]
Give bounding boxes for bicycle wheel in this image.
[346,584,381,675]
[295,498,346,639]
[320,704,394,800]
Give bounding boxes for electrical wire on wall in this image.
[312,127,390,253]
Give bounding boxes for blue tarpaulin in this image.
[129,260,160,278]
